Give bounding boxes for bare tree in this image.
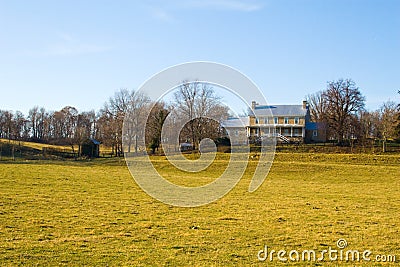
[306,90,330,140]
[126,91,150,153]
[377,101,398,152]
[96,110,116,154]
[357,110,379,149]
[145,102,170,154]
[396,90,400,139]
[75,111,96,156]
[37,107,46,140]
[12,111,25,140]
[101,89,132,156]
[3,111,13,141]
[172,81,229,150]
[322,79,365,145]
[0,110,6,139]
[99,89,150,155]
[307,90,327,122]
[28,106,39,140]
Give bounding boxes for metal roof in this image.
[89,138,101,145]
[221,117,249,128]
[254,105,307,117]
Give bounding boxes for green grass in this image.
[0,153,399,266]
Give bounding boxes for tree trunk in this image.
[12,144,15,161]
[135,135,138,153]
[382,139,386,153]
[127,138,131,153]
[71,144,76,160]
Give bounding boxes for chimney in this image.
[251,101,257,110]
[302,100,308,109]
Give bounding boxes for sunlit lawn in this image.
[0,153,399,266]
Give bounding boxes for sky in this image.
[0,0,399,115]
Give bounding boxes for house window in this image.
[313,130,318,137]
[255,118,259,124]
[294,117,299,124]
[274,117,278,124]
[265,117,269,124]
[284,117,289,124]
[283,128,290,135]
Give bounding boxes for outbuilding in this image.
[81,138,101,158]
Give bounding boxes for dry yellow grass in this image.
[0,153,399,266]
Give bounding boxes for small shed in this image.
[81,138,101,158]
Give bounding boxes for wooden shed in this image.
[81,138,100,158]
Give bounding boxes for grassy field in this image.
[0,138,76,152]
[0,153,399,266]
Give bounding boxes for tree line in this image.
[307,79,400,150]
[0,81,229,156]
[1,79,399,156]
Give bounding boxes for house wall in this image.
[249,115,307,139]
[305,128,327,143]
[250,116,306,126]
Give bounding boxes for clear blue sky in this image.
[1,0,399,115]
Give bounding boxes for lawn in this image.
[0,153,399,266]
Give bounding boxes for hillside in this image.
[0,139,76,160]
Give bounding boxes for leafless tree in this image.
[98,89,150,155]
[28,106,39,140]
[377,101,398,152]
[172,81,229,150]
[124,91,151,153]
[0,111,5,139]
[306,90,330,139]
[75,111,96,155]
[145,101,170,154]
[101,89,133,155]
[357,110,379,148]
[96,111,116,154]
[323,79,365,145]
[307,90,327,122]
[12,111,26,140]
[396,90,400,139]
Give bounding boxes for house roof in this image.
[254,105,307,117]
[221,117,249,128]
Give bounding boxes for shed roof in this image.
[89,138,101,145]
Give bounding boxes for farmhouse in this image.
[223,101,326,144]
